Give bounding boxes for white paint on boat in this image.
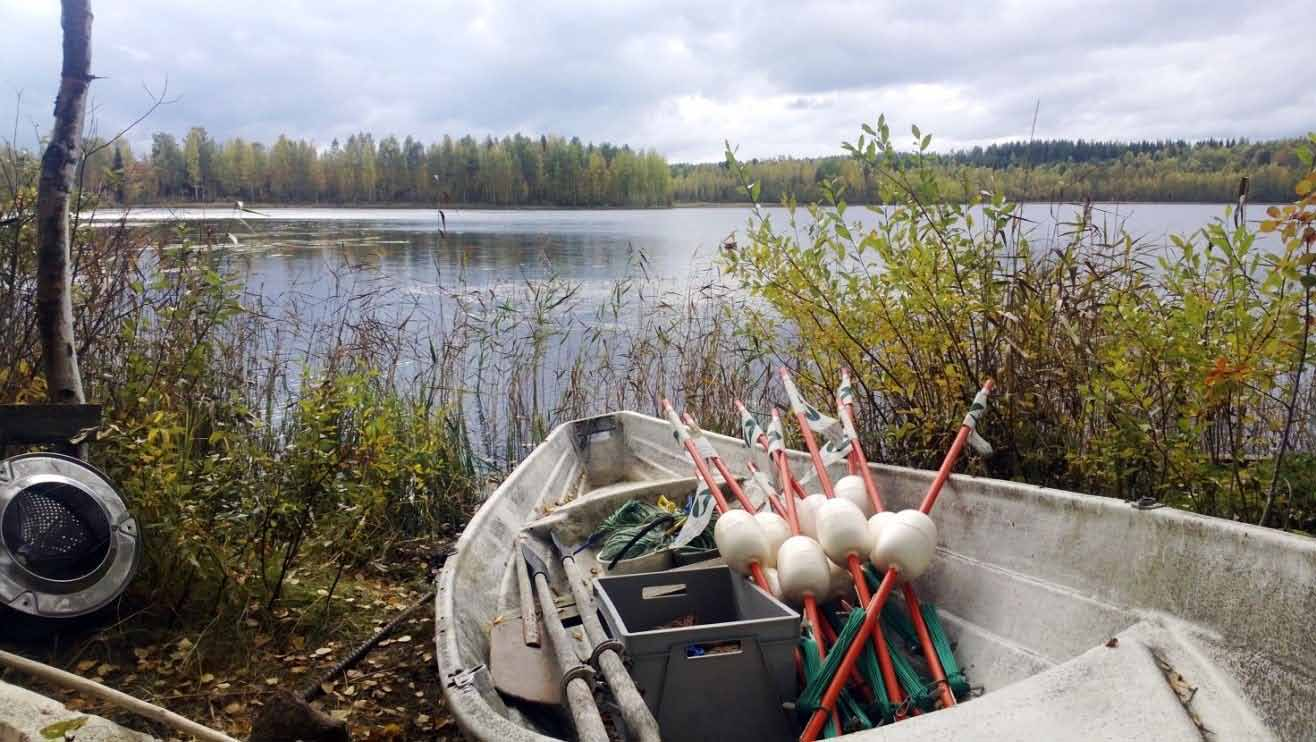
[437,411,1315,740]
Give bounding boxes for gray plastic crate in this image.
[594,565,800,742]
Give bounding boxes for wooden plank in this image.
[0,404,102,445]
[514,543,541,647]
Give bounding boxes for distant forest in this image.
[672,137,1308,204]
[77,130,673,207]
[65,130,1308,207]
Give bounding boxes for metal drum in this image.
[0,453,141,620]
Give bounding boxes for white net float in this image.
[776,535,831,606]
[753,511,791,568]
[816,498,873,564]
[867,511,897,570]
[796,493,827,539]
[833,474,872,517]
[826,557,853,601]
[871,509,938,581]
[762,566,783,599]
[712,509,769,575]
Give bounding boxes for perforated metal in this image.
[2,481,110,581]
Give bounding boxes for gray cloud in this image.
[0,0,1310,162]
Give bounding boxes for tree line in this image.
[671,137,1309,204]
[79,129,673,207]
[58,132,1312,208]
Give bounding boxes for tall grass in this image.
[2,145,764,635]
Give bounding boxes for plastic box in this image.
[594,565,800,741]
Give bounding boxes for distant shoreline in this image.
[95,198,1254,212]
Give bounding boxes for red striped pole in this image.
[661,400,772,594]
[777,369,909,712]
[838,368,956,710]
[799,380,993,742]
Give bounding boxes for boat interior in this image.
[437,412,1315,741]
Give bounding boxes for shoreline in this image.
[92,198,1257,213]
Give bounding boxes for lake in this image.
[88,202,1268,460]
[93,202,1259,310]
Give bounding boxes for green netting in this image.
[863,564,971,700]
[882,625,941,711]
[799,636,841,738]
[797,606,866,712]
[920,602,970,699]
[822,607,897,725]
[592,499,717,563]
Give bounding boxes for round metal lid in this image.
[0,453,141,619]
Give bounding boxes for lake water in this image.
[94,202,1260,312]
[89,202,1269,459]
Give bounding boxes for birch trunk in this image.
[35,0,92,404]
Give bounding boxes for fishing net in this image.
[864,564,971,700]
[592,498,718,565]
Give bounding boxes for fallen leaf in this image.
[40,717,88,739]
[1105,638,1119,648]
[395,635,412,644]
[223,702,243,715]
[200,673,215,684]
[314,647,333,657]
[75,660,97,673]
[264,677,279,686]
[330,709,351,721]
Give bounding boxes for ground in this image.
[0,541,462,741]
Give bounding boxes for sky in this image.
[1,0,1311,163]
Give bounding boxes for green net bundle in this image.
[593,499,718,563]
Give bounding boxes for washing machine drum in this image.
[0,453,141,619]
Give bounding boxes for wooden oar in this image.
[836,368,955,710]
[521,543,609,742]
[800,380,994,742]
[547,533,662,742]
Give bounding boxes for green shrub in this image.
[723,119,1316,532]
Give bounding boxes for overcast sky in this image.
[1,0,1311,162]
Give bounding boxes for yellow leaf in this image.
[40,717,88,739]
[75,659,97,673]
[1298,179,1314,196]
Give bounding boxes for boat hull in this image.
[437,411,1315,740]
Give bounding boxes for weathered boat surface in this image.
[436,412,1316,741]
